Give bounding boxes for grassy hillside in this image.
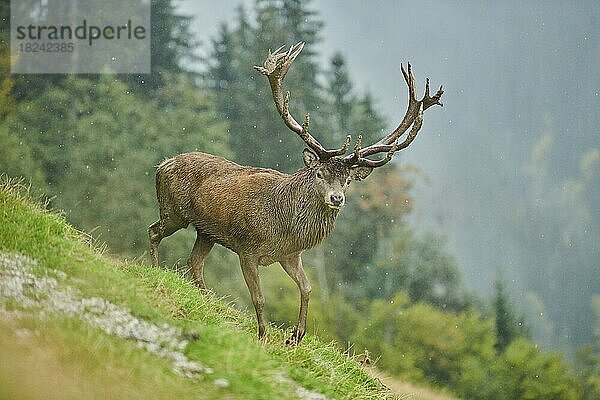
[0,177,402,400]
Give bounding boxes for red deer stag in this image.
[148,42,443,345]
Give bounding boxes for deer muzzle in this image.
[326,193,345,209]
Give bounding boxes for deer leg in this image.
[148,217,185,267]
[148,220,164,267]
[188,231,214,291]
[280,253,312,346]
[239,256,266,341]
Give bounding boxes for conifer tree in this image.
[494,276,521,351]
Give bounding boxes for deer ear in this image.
[302,148,320,168]
[349,165,373,181]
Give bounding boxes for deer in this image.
[148,42,443,345]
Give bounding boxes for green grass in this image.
[0,177,398,400]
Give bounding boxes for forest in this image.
[1,1,599,398]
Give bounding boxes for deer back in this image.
[156,152,340,262]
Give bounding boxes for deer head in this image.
[301,148,372,210]
[254,42,443,209]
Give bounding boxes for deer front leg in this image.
[280,252,312,346]
[148,217,185,267]
[239,256,267,341]
[188,231,214,291]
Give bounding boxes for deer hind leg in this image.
[188,231,214,290]
[148,215,185,267]
[239,256,267,341]
[280,252,312,346]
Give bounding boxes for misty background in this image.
[179,0,600,353]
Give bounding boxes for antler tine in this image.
[345,134,363,164]
[402,62,417,103]
[355,104,424,168]
[326,134,352,157]
[255,42,352,160]
[422,78,444,110]
[344,62,442,167]
[375,62,421,147]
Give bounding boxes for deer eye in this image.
[316,171,324,179]
[346,177,352,185]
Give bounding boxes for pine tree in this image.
[205,0,327,172]
[494,276,521,351]
[123,0,199,94]
[327,53,353,137]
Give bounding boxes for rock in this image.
[213,378,230,388]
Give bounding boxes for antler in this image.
[254,42,351,160]
[343,63,443,168]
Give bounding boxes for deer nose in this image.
[330,194,344,207]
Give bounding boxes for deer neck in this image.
[278,168,339,250]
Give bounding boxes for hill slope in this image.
[0,178,397,400]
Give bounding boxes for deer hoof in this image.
[258,324,268,344]
[285,329,305,346]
